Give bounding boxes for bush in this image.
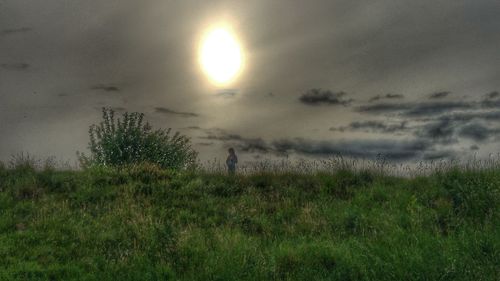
[79,108,198,170]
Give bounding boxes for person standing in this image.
[226,148,238,174]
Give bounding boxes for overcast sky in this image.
[1,0,500,165]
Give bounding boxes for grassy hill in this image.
[0,163,499,280]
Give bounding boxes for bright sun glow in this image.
[199,28,243,86]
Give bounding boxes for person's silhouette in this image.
[226,148,238,174]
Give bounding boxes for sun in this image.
[199,27,243,86]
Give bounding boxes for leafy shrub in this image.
[79,108,198,170]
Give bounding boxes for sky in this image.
[1,0,500,166]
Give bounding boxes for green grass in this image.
[0,164,498,280]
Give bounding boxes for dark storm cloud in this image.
[299,89,352,106]
[480,91,500,108]
[440,110,500,123]
[369,93,404,102]
[330,120,408,134]
[400,102,474,117]
[154,107,199,118]
[271,138,433,161]
[1,27,32,36]
[481,98,500,109]
[428,91,451,99]
[200,127,440,160]
[414,119,457,144]
[458,123,500,142]
[90,84,120,92]
[1,63,29,71]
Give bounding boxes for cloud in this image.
[199,129,270,153]
[271,138,434,161]
[470,145,480,151]
[202,133,243,141]
[481,98,500,109]
[197,120,476,160]
[479,91,500,108]
[485,91,499,99]
[458,122,500,142]
[90,84,120,92]
[428,91,450,99]
[356,101,474,117]
[154,107,199,118]
[369,93,404,102]
[405,102,475,117]
[216,89,238,97]
[235,138,270,153]
[182,126,202,130]
[356,103,411,114]
[330,120,408,134]
[199,127,442,161]
[299,88,352,106]
[414,118,457,144]
[1,27,33,36]
[1,63,29,71]
[440,111,500,123]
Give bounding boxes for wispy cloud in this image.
[216,89,238,98]
[356,101,474,117]
[1,27,33,36]
[330,120,408,134]
[91,84,120,92]
[428,91,450,99]
[369,93,404,102]
[200,129,270,153]
[1,63,30,71]
[154,107,199,118]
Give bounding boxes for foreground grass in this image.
[0,164,498,280]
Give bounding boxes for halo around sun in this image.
[199,27,244,86]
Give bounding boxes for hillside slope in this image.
[0,165,499,280]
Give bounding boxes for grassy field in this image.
[0,163,499,280]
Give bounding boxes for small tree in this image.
[79,108,197,169]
